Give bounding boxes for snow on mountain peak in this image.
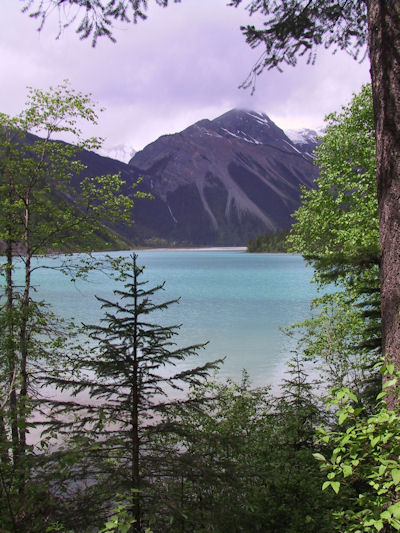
[285,128,321,145]
[96,144,137,163]
[246,111,273,127]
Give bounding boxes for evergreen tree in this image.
[150,372,275,532]
[150,363,339,533]
[247,229,289,253]
[266,355,340,533]
[46,253,221,532]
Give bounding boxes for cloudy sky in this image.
[2,0,370,160]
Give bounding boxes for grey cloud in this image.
[1,0,370,152]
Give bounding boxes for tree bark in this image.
[131,259,141,533]
[18,194,32,474]
[368,1,400,409]
[5,171,19,467]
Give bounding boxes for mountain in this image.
[5,110,320,250]
[127,109,320,245]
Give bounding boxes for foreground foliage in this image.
[0,82,391,531]
[145,357,340,533]
[316,364,400,532]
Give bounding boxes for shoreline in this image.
[135,246,247,252]
[0,246,294,257]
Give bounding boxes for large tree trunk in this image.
[368,1,400,409]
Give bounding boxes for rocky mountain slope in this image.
[127,109,319,245]
[7,110,320,249]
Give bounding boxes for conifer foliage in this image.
[48,253,221,532]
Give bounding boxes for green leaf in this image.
[384,378,397,389]
[392,469,400,485]
[371,436,380,448]
[379,464,387,476]
[331,481,340,494]
[322,481,331,491]
[342,464,353,478]
[337,390,346,400]
[346,390,358,403]
[388,502,400,519]
[313,453,326,462]
[386,364,395,375]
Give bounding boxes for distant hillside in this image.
[0,133,135,254]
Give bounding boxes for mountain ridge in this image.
[127,108,319,245]
[3,109,320,250]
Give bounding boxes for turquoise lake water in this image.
[19,249,319,387]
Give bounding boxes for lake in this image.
[24,249,319,388]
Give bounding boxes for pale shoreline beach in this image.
[139,246,247,252]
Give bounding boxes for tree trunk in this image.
[15,194,33,493]
[131,259,141,532]
[5,174,19,467]
[368,1,400,409]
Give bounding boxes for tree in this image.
[154,372,276,533]
[45,253,221,532]
[288,84,377,271]
[0,82,141,532]
[247,229,289,253]
[150,361,340,533]
[368,3,400,408]
[23,0,400,397]
[230,0,400,405]
[22,0,182,46]
[287,84,381,403]
[286,82,400,529]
